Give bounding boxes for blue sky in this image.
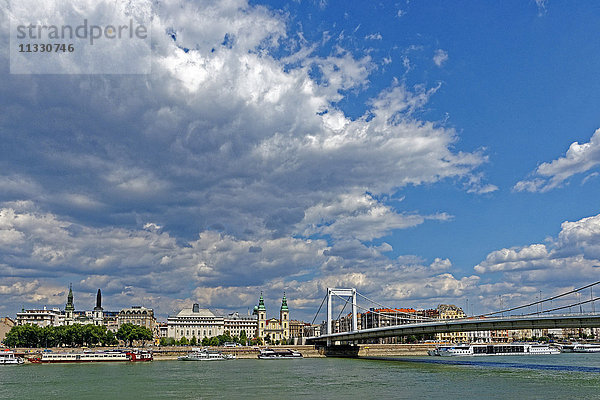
[1,0,600,321]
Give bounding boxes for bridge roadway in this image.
[307,313,600,344]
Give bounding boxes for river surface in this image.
[2,354,600,399]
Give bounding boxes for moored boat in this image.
[29,349,152,363]
[257,348,303,359]
[0,349,24,365]
[432,343,560,356]
[177,348,231,361]
[572,343,600,353]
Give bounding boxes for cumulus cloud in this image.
[474,213,600,291]
[514,128,600,192]
[0,0,494,318]
[0,205,482,318]
[299,192,452,241]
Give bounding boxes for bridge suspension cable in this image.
[522,295,600,316]
[336,299,349,321]
[476,279,600,318]
[311,294,328,325]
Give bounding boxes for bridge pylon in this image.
[327,288,357,346]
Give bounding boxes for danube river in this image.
[2,354,600,399]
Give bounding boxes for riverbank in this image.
[10,344,434,361]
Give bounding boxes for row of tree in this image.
[158,330,268,346]
[3,323,153,348]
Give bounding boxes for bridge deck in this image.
[307,313,600,344]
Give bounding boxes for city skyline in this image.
[1,1,600,321]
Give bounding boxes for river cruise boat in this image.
[0,350,24,365]
[257,348,303,359]
[572,343,600,353]
[177,348,234,361]
[432,343,560,357]
[30,349,152,363]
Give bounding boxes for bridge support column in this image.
[327,288,332,346]
[327,287,358,346]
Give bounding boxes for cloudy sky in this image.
[1,0,600,321]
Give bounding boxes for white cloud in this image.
[0,0,495,318]
[0,205,481,317]
[433,49,449,67]
[535,0,548,15]
[514,128,600,192]
[365,33,382,40]
[474,213,600,286]
[299,192,450,241]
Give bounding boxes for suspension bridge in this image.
[306,281,600,346]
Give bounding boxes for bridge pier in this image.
[317,344,360,358]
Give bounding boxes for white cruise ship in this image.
[30,349,153,363]
[572,343,600,353]
[432,343,560,356]
[178,348,234,361]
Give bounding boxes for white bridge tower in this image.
[326,288,358,346]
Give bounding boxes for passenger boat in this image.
[572,343,600,353]
[257,348,303,359]
[432,343,560,356]
[29,349,153,363]
[0,350,24,365]
[177,348,233,361]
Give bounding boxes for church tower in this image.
[280,293,289,340]
[65,284,74,326]
[93,289,104,326]
[256,292,266,339]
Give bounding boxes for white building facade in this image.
[167,304,225,340]
[16,308,65,327]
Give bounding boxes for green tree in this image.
[4,326,24,347]
[135,325,153,346]
[160,337,177,346]
[179,336,189,345]
[83,324,106,347]
[103,330,118,346]
[190,336,197,346]
[116,324,153,346]
[69,324,85,347]
[202,337,210,346]
[116,323,136,346]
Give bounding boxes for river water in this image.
[1,354,599,399]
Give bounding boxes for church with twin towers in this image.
[64,284,104,326]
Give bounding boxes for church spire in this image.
[257,291,266,311]
[95,289,102,309]
[65,283,74,311]
[280,292,288,312]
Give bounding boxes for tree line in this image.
[159,329,270,346]
[3,323,153,348]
